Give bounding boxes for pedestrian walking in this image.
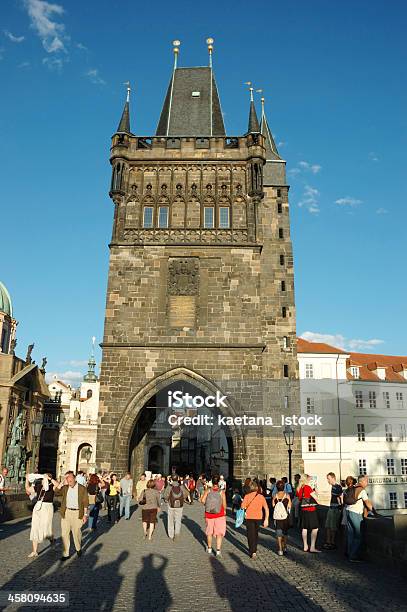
[323,472,343,550]
[272,480,291,556]
[196,474,206,499]
[135,473,147,507]
[232,489,243,515]
[106,473,121,523]
[25,473,58,558]
[163,475,189,540]
[241,480,269,559]
[58,471,89,560]
[200,475,227,557]
[120,472,134,520]
[297,474,320,553]
[344,474,373,562]
[87,473,101,531]
[0,467,9,519]
[139,479,161,540]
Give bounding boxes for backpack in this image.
[188,479,195,491]
[273,495,288,520]
[343,486,363,506]
[205,490,223,514]
[169,485,184,508]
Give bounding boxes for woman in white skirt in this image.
[25,473,59,558]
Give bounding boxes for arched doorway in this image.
[128,378,235,480]
[76,443,93,473]
[148,445,164,474]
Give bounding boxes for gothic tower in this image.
[96,43,301,481]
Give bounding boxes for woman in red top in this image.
[241,480,269,559]
[297,474,320,552]
[200,475,227,557]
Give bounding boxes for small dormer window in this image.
[377,367,386,380]
[351,366,360,379]
[192,91,200,97]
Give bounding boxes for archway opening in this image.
[76,443,93,473]
[128,379,234,481]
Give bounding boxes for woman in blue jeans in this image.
[345,475,372,562]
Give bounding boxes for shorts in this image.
[275,518,290,537]
[205,516,226,537]
[325,507,341,531]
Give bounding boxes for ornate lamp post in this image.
[283,426,295,486]
[83,446,92,464]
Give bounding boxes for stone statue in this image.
[41,357,47,370]
[10,338,17,355]
[5,412,25,485]
[25,343,34,365]
[74,408,81,423]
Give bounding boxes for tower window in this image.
[279,228,284,239]
[204,207,214,228]
[282,306,287,318]
[158,207,169,228]
[277,188,282,197]
[219,207,230,229]
[283,364,289,378]
[281,280,286,292]
[143,207,154,228]
[283,336,289,349]
[280,254,285,266]
[277,202,283,213]
[191,91,201,97]
[87,389,93,399]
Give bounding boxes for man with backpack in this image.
[163,475,189,540]
[343,474,373,562]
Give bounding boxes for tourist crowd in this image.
[0,465,376,564]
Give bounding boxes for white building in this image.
[48,353,99,477]
[298,338,407,511]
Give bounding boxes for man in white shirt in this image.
[345,475,373,562]
[59,471,89,560]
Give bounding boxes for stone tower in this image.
[96,44,301,482]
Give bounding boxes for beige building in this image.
[51,353,100,477]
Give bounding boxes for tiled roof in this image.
[297,338,347,354]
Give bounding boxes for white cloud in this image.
[298,185,320,214]
[42,56,63,70]
[4,30,25,43]
[25,0,68,53]
[45,370,83,386]
[277,141,285,148]
[76,42,87,51]
[18,61,31,68]
[300,331,384,353]
[65,359,88,367]
[335,197,363,207]
[292,160,322,175]
[368,151,379,162]
[86,68,106,85]
[376,207,388,215]
[288,167,301,177]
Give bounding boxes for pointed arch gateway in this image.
[110,367,247,481]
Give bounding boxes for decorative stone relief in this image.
[168,258,199,296]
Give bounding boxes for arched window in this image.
[86,389,93,399]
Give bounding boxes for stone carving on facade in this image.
[5,411,25,483]
[25,343,34,365]
[168,258,199,296]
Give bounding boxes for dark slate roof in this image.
[117,100,130,133]
[247,100,260,134]
[156,67,225,136]
[260,110,280,159]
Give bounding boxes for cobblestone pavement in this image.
[0,503,406,611]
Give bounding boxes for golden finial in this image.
[172,40,181,69]
[244,81,254,102]
[206,37,214,67]
[123,81,131,103]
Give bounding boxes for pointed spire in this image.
[117,82,131,133]
[83,336,98,382]
[260,96,279,157]
[246,85,260,134]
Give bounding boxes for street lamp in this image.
[283,426,295,486]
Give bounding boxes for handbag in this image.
[235,492,258,528]
[33,488,45,512]
[139,492,147,506]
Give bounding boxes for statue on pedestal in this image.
[5,412,25,485]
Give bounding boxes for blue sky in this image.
[1,0,406,384]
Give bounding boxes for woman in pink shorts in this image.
[200,475,227,557]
